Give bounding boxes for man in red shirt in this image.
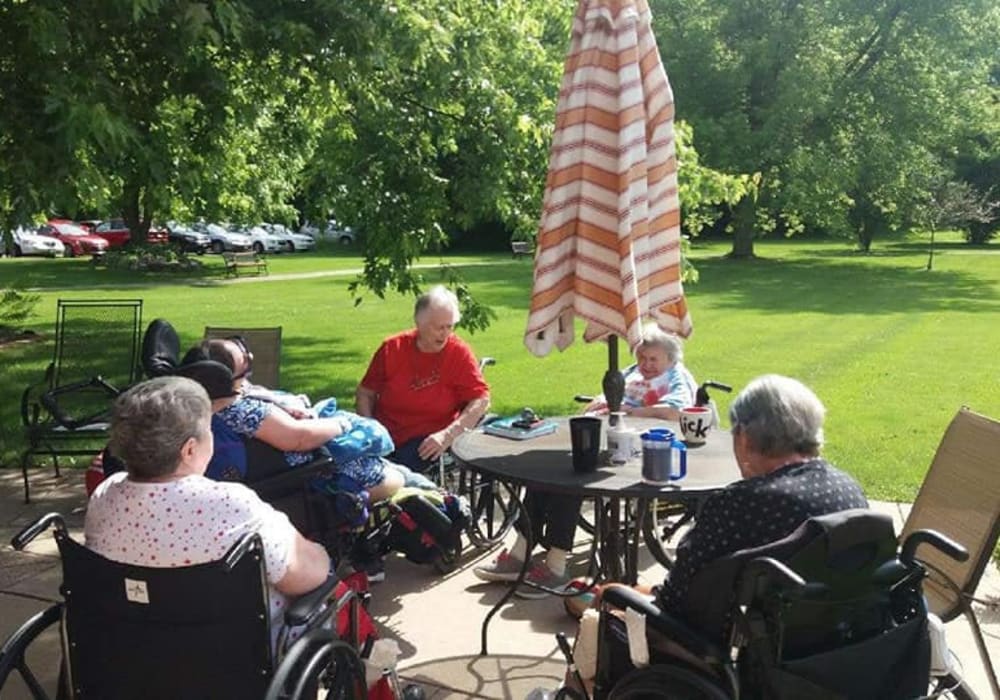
[356,286,490,472]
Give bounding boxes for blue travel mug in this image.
[640,429,688,484]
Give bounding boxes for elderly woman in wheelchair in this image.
[0,376,381,699]
[183,336,467,582]
[558,375,969,699]
[87,377,333,644]
[190,336,438,501]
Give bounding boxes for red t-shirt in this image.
[360,329,490,446]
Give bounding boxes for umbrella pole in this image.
[603,335,625,426]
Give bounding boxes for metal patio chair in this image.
[204,326,282,389]
[899,406,1000,698]
[20,299,143,503]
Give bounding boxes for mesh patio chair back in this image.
[899,407,1000,621]
[51,300,144,389]
[204,326,282,389]
[898,406,1000,697]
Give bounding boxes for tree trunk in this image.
[926,228,936,270]
[857,222,873,253]
[729,194,756,258]
[121,179,152,246]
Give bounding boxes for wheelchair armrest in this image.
[601,586,728,663]
[900,529,968,565]
[11,512,66,550]
[285,573,341,628]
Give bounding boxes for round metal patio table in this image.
[451,416,740,655]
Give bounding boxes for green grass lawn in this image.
[3,236,998,502]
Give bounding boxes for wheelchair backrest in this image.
[55,530,272,700]
[681,509,901,650]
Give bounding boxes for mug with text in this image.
[679,406,713,445]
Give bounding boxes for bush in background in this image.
[100,244,202,272]
[0,286,41,340]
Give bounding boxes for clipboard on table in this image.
[482,415,559,440]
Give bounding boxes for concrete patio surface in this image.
[1,468,997,699]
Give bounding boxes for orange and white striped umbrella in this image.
[524,0,692,359]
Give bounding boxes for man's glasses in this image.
[228,335,254,380]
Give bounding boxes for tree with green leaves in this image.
[651,0,1000,256]
[0,0,359,237]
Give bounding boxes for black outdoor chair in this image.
[572,509,971,700]
[20,299,143,503]
[0,513,367,700]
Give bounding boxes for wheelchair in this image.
[562,509,973,700]
[0,513,371,700]
[132,317,470,575]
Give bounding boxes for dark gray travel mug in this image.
[569,416,602,472]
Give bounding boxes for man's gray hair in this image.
[637,322,683,363]
[414,285,461,324]
[109,376,211,479]
[728,374,825,457]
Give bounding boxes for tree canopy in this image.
[2,0,997,308]
[650,0,1000,255]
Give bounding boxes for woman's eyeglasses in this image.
[228,335,254,380]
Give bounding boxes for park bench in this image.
[510,240,532,258]
[222,251,268,278]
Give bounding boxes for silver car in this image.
[203,223,253,253]
[262,224,316,252]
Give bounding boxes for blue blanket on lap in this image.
[313,398,395,462]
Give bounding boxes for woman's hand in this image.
[282,405,317,420]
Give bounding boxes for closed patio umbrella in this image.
[524,0,692,414]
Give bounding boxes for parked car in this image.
[202,223,252,254]
[38,220,109,258]
[261,223,316,252]
[242,225,283,255]
[300,219,356,245]
[90,218,169,248]
[5,226,65,257]
[164,222,210,254]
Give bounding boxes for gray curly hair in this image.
[728,374,825,457]
[109,376,211,479]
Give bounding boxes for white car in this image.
[7,226,65,257]
[203,223,252,254]
[261,224,316,252]
[243,225,283,255]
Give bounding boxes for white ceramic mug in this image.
[679,406,713,445]
[608,427,640,465]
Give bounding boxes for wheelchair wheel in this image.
[641,499,698,570]
[0,603,64,700]
[461,471,520,549]
[608,663,731,700]
[266,629,365,700]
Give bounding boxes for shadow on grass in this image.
[689,254,999,314]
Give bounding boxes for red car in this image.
[38,220,109,258]
[87,218,169,248]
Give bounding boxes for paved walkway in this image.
[1,469,997,698]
